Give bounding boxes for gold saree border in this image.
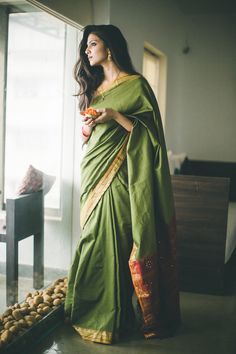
[92,74,140,101]
[80,134,130,229]
[73,325,113,344]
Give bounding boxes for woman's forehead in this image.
[87,33,101,44]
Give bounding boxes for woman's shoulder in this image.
[128,74,153,96]
[128,74,151,88]
[137,74,151,87]
[130,75,157,105]
[117,74,153,101]
[120,73,148,89]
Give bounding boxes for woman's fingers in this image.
[93,112,107,124]
[96,108,106,114]
[88,121,96,127]
[83,108,115,125]
[84,118,92,124]
[82,115,90,122]
[84,117,96,126]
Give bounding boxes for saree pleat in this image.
[65,75,181,344]
[65,168,135,343]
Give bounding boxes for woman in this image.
[65,24,181,344]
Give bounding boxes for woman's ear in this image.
[107,49,112,61]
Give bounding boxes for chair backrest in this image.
[6,191,44,241]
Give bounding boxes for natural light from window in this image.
[4,11,66,209]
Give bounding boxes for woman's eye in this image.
[86,42,96,50]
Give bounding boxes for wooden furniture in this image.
[171,175,230,294]
[180,158,236,201]
[0,191,44,305]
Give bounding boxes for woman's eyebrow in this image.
[87,39,97,45]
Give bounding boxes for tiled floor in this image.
[1,266,236,354]
[29,289,236,354]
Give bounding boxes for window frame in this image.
[0,4,77,218]
[0,5,9,212]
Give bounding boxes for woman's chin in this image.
[89,60,104,67]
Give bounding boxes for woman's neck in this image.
[102,62,120,83]
[95,63,130,97]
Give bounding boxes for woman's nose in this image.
[85,47,90,55]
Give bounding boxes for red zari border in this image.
[129,216,181,339]
[129,245,160,338]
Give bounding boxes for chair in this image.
[0,191,44,305]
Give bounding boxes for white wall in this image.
[110,0,236,162]
[173,14,236,161]
[93,0,110,24]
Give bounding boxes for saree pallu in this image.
[65,75,181,344]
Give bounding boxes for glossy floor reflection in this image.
[29,290,236,354]
[0,264,67,312]
[0,274,36,313]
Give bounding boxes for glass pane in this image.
[4,12,66,209]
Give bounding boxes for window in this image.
[2,8,66,212]
[0,3,80,310]
[143,44,167,128]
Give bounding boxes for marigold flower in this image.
[80,107,101,119]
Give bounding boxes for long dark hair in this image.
[74,24,139,110]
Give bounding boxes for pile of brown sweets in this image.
[0,277,67,349]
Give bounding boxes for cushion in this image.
[17,165,56,195]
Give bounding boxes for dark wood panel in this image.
[0,191,44,305]
[7,192,44,240]
[180,158,236,201]
[171,175,230,294]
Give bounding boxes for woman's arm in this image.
[84,108,133,132]
[81,125,93,144]
[112,111,133,132]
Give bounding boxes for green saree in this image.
[65,75,181,344]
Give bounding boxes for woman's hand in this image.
[83,108,116,127]
[83,108,133,132]
[82,115,97,128]
[81,125,93,144]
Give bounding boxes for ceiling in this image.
[174,0,236,14]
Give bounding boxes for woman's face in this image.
[85,33,108,66]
